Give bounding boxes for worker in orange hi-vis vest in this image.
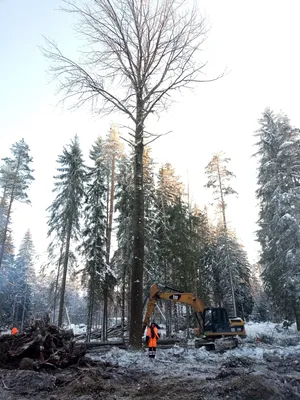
[11,327,19,335]
[146,322,160,360]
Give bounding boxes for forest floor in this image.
[1,322,300,400]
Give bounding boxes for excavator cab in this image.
[204,308,231,335]
[200,307,245,338]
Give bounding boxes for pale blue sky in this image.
[1,0,300,264]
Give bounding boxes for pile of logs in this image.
[0,321,86,369]
[75,324,127,341]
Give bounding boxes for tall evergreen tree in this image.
[47,135,86,326]
[256,108,300,328]
[205,152,238,316]
[100,127,123,340]
[209,225,253,318]
[156,163,184,285]
[0,139,34,268]
[143,148,160,288]
[188,206,212,303]
[155,163,184,335]
[114,154,134,333]
[80,137,108,341]
[13,230,35,329]
[104,126,124,263]
[0,233,15,325]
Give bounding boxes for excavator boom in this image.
[143,283,205,332]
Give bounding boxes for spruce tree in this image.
[80,137,108,341]
[143,148,160,288]
[256,109,300,328]
[13,230,35,329]
[0,233,15,325]
[205,152,238,316]
[156,163,184,336]
[47,135,86,326]
[156,163,184,285]
[209,225,253,318]
[114,154,134,333]
[0,139,34,268]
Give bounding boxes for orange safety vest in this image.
[146,326,159,347]
[11,327,19,335]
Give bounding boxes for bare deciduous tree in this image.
[42,0,216,348]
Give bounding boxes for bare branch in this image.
[42,0,216,128]
[144,131,171,146]
[119,135,135,147]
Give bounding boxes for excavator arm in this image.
[143,283,205,333]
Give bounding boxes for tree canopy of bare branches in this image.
[42,0,212,348]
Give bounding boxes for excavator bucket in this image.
[214,337,239,352]
[195,336,238,351]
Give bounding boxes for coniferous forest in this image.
[2,109,300,339]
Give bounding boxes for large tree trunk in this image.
[129,114,144,348]
[58,219,72,327]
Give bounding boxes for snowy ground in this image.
[2,321,300,399]
[81,321,300,399]
[89,321,300,371]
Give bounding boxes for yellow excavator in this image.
[143,283,246,350]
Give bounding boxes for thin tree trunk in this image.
[21,281,28,331]
[53,245,63,324]
[186,306,190,339]
[107,154,115,262]
[174,303,178,333]
[293,302,300,331]
[127,267,132,330]
[58,219,73,327]
[101,277,108,342]
[121,265,127,340]
[129,112,145,348]
[101,154,116,343]
[86,274,95,342]
[216,163,237,317]
[11,294,18,326]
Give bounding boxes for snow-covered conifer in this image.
[47,135,86,326]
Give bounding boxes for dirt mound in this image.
[2,370,56,394]
[218,374,300,400]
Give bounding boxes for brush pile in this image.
[0,321,86,369]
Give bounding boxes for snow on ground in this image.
[89,321,300,378]
[245,320,298,338]
[0,329,11,336]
